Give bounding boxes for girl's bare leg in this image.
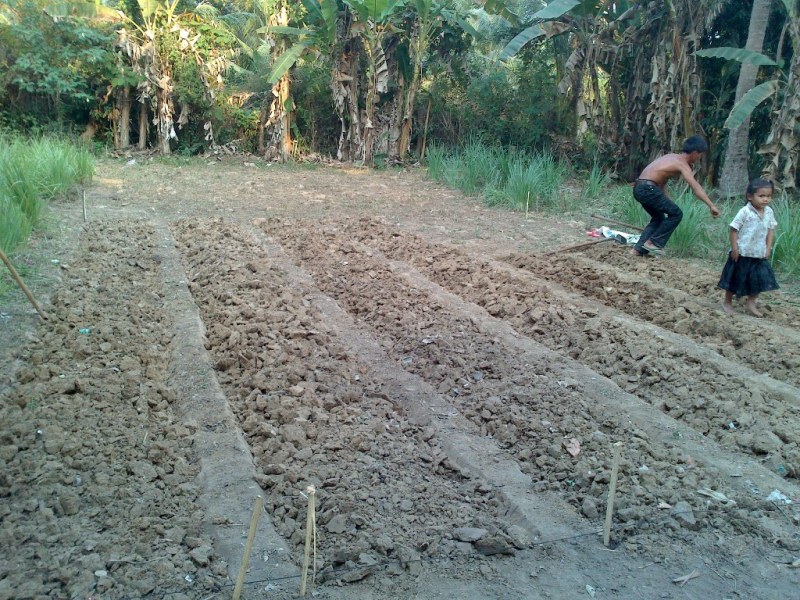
[721,291,736,315]
[745,295,763,317]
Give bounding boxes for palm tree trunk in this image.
[720,0,772,197]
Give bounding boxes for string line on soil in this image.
[140,504,797,600]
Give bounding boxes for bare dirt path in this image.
[1,157,799,599]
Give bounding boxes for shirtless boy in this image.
[630,135,721,256]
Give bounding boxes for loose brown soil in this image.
[1,156,799,599]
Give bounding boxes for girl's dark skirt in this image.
[718,254,779,297]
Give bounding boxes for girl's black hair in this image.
[746,177,774,197]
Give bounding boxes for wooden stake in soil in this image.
[232,495,263,600]
[300,485,317,597]
[0,248,48,321]
[82,189,87,222]
[603,442,623,547]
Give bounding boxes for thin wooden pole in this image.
[232,496,264,600]
[541,237,614,257]
[603,442,623,547]
[589,214,644,232]
[0,248,48,321]
[419,98,432,161]
[82,189,87,222]
[300,485,317,597]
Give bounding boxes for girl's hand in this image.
[731,248,739,262]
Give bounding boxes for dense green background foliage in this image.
[0,0,797,185]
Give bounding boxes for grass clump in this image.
[0,133,94,253]
[770,193,800,277]
[424,140,569,212]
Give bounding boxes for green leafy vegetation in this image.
[771,194,800,277]
[0,134,93,253]
[424,140,569,212]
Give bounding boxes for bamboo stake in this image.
[589,214,644,232]
[300,485,317,597]
[0,248,48,321]
[603,442,623,547]
[541,237,614,257]
[232,496,264,600]
[82,189,87,222]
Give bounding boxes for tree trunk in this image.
[262,2,293,162]
[257,103,267,155]
[333,50,362,162]
[397,52,420,160]
[116,86,132,149]
[137,101,149,150]
[720,0,772,197]
[397,20,424,160]
[262,73,293,162]
[156,84,174,155]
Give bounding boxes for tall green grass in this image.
[665,189,715,258]
[424,141,570,212]
[770,193,800,276]
[581,161,612,202]
[0,134,93,253]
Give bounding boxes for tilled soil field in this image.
[1,158,799,599]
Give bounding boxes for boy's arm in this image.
[679,163,721,217]
[729,227,739,262]
[766,228,774,259]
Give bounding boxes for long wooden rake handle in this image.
[541,237,615,256]
[590,214,644,232]
[0,248,49,321]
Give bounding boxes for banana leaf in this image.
[724,80,780,130]
[695,47,776,66]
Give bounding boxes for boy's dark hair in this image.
[682,135,708,154]
[746,177,774,197]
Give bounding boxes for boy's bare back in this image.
[638,153,694,188]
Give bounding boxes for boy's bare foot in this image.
[745,303,763,317]
[721,302,735,315]
[629,247,644,257]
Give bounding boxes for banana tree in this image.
[265,0,340,157]
[395,0,474,160]
[116,0,231,154]
[696,0,800,190]
[758,0,799,189]
[242,0,299,161]
[498,0,635,144]
[611,0,732,175]
[342,0,406,164]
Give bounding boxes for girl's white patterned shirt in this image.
[730,202,777,258]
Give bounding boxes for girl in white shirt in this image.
[719,178,779,317]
